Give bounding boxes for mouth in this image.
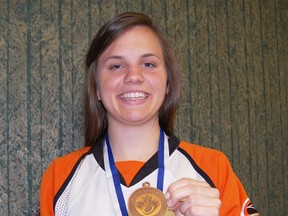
[119,92,149,100]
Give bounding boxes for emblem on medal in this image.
[128,182,175,216]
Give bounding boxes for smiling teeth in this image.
[120,92,147,100]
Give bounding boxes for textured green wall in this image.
[0,0,287,215]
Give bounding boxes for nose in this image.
[124,66,144,84]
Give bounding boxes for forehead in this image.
[117,26,160,42]
[101,26,163,57]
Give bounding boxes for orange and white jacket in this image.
[39,135,258,216]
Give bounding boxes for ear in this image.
[97,90,101,100]
[165,82,169,94]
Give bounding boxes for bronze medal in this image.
[128,182,172,216]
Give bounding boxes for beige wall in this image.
[0,0,287,215]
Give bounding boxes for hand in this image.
[165,178,221,216]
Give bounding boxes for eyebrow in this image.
[103,55,123,63]
[141,53,162,59]
[103,53,162,63]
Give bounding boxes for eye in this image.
[143,62,155,68]
[109,64,122,70]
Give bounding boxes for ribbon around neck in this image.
[105,129,165,216]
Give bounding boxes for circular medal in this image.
[128,182,168,216]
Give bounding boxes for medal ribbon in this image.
[105,129,165,216]
[157,128,165,191]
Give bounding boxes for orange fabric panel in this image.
[116,161,145,186]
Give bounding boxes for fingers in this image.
[165,178,221,216]
[178,206,220,216]
[178,195,221,215]
[165,178,218,206]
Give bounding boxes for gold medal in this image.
[128,182,173,216]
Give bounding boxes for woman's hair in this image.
[85,12,180,146]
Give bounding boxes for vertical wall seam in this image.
[163,0,168,33]
[70,0,75,149]
[266,0,276,211]
[39,0,43,176]
[174,2,180,138]
[248,0,260,200]
[275,1,286,213]
[186,0,194,142]
[193,0,202,144]
[115,0,119,14]
[258,0,270,213]
[88,0,92,43]
[26,0,33,214]
[58,0,64,154]
[241,0,253,194]
[206,0,214,146]
[280,2,288,214]
[98,0,102,26]
[141,0,145,11]
[214,0,222,151]
[231,0,241,169]
[5,0,11,215]
[224,0,234,166]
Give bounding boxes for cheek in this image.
[97,76,119,99]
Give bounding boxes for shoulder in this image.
[168,136,232,180]
[178,141,228,163]
[52,147,91,168]
[40,147,91,197]
[43,146,91,180]
[178,141,233,186]
[39,147,92,214]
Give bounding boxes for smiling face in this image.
[96,26,168,128]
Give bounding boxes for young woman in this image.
[39,12,259,216]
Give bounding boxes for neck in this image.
[107,122,161,162]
